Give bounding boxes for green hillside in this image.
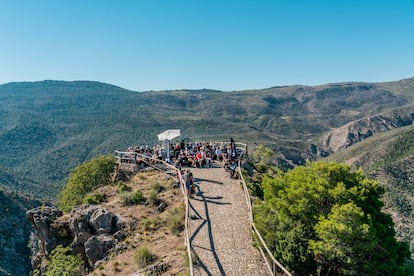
[1,78,414,273]
[326,125,414,252]
[1,79,413,198]
[0,187,40,275]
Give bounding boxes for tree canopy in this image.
[254,161,410,275]
[57,155,115,213]
[42,246,83,276]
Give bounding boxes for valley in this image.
[1,77,414,274]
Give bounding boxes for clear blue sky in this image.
[1,0,413,91]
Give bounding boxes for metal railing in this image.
[114,151,194,276]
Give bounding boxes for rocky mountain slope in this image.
[313,114,413,157]
[1,77,414,273]
[1,78,414,199]
[27,170,187,275]
[0,188,40,275]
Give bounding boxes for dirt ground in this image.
[88,170,189,276]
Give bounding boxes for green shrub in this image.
[58,155,115,212]
[120,190,144,206]
[133,246,154,268]
[140,216,163,231]
[83,192,106,204]
[167,205,185,235]
[44,245,83,276]
[148,181,163,205]
[148,190,158,205]
[129,190,144,204]
[140,217,152,231]
[117,181,131,192]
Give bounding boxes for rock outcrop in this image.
[313,115,412,157]
[84,235,117,267]
[27,204,127,273]
[26,206,62,257]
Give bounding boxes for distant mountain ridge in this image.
[1,77,414,271]
[1,77,414,198]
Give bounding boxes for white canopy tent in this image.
[157,129,180,162]
[157,129,181,141]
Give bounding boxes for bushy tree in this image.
[250,144,274,172]
[254,161,410,275]
[58,155,115,212]
[43,245,83,276]
[246,145,278,198]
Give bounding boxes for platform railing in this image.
[234,144,292,276]
[115,141,291,276]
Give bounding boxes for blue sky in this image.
[1,0,413,91]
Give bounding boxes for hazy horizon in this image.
[1,0,413,91]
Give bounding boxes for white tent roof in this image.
[157,129,181,141]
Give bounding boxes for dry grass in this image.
[88,170,188,276]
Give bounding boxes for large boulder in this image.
[84,235,117,267]
[70,205,118,242]
[27,204,126,272]
[89,207,115,234]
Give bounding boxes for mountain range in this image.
[1,78,413,197]
[1,77,414,273]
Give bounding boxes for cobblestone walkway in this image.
[188,166,268,276]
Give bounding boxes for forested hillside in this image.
[1,78,414,198]
[0,187,40,275]
[326,125,414,252]
[1,78,414,274]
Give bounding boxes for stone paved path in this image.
[188,166,269,276]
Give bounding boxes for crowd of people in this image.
[117,140,239,169]
[115,139,242,196]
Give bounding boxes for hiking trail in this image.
[188,166,268,276]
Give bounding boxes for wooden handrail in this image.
[114,151,194,276]
[235,144,292,276]
[116,141,291,276]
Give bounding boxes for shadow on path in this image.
[189,200,203,220]
[190,184,227,276]
[194,178,224,185]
